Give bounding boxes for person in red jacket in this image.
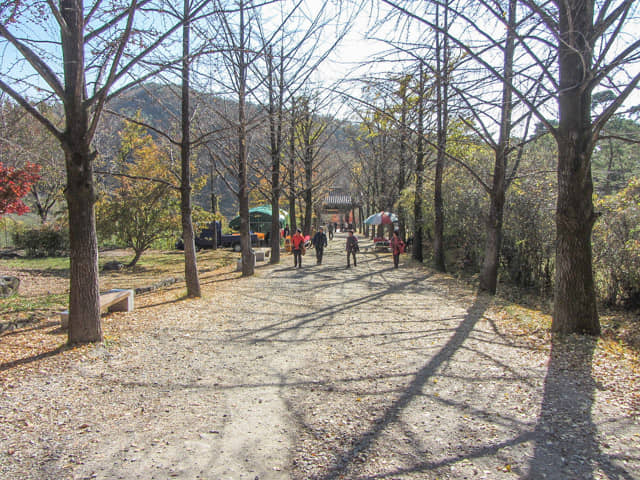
[390,230,405,268]
[291,229,305,268]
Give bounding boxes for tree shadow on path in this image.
[319,294,491,480]
[527,335,634,479]
[1,343,68,372]
[230,270,431,344]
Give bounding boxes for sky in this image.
[1,0,638,124]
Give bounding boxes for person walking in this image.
[312,226,328,265]
[390,230,404,268]
[292,229,305,268]
[327,223,334,240]
[345,230,358,268]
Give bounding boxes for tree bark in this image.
[479,190,504,293]
[288,99,297,233]
[267,47,282,264]
[553,0,599,335]
[303,146,313,237]
[413,64,425,263]
[61,0,101,343]
[128,248,143,268]
[181,0,201,297]
[65,148,102,343]
[398,77,409,240]
[209,164,217,250]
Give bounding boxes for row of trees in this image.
[0,0,638,342]
[0,0,355,343]
[343,0,640,336]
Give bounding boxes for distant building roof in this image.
[322,190,360,209]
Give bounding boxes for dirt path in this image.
[1,233,639,479]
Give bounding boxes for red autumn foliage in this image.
[0,161,41,215]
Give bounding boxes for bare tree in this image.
[100,0,215,296]
[251,1,355,262]
[158,0,213,296]
[431,0,450,272]
[413,63,427,262]
[0,0,187,343]
[204,0,265,276]
[265,44,286,263]
[296,94,329,236]
[287,97,298,233]
[383,0,640,334]
[178,0,200,296]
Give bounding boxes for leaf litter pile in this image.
[1,241,639,480]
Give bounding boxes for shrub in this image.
[502,176,556,293]
[13,223,69,257]
[593,177,640,308]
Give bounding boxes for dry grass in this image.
[0,247,237,332]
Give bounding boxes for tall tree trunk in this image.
[303,148,313,236]
[553,0,599,335]
[303,189,312,235]
[65,148,101,343]
[299,100,313,237]
[270,188,281,263]
[268,47,283,264]
[237,1,253,276]
[288,99,297,232]
[413,63,425,263]
[181,0,201,297]
[62,0,101,343]
[209,162,217,250]
[433,0,448,272]
[479,0,515,294]
[398,77,409,240]
[479,191,504,293]
[288,166,296,232]
[297,195,304,231]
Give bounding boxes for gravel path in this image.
[1,233,639,479]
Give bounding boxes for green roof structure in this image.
[228,205,289,233]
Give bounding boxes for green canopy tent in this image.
[228,205,289,234]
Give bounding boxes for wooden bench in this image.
[60,289,134,328]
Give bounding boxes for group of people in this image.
[289,226,330,268]
[289,226,405,269]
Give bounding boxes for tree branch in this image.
[0,79,63,142]
[0,24,65,99]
